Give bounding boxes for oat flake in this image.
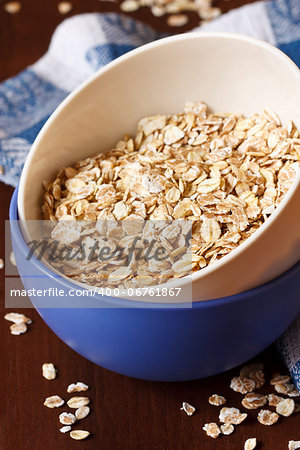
[180,402,196,416]
[220,423,234,435]
[276,398,295,417]
[42,363,57,380]
[60,426,71,433]
[244,438,257,450]
[208,394,226,406]
[67,382,89,393]
[70,430,90,440]
[202,423,221,439]
[67,397,90,409]
[59,412,77,425]
[44,395,65,408]
[257,409,279,425]
[75,406,90,420]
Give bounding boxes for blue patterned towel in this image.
[0,1,299,388]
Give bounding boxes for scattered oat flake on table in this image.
[67,382,89,393]
[219,407,247,425]
[70,430,90,441]
[4,1,21,14]
[4,312,32,325]
[209,394,226,406]
[240,363,264,377]
[244,438,257,450]
[242,393,267,410]
[230,376,255,394]
[119,0,219,23]
[270,375,291,385]
[180,402,196,416]
[75,406,90,420]
[267,393,283,407]
[289,441,300,450]
[10,323,27,335]
[220,423,234,435]
[42,363,57,380]
[203,423,221,439]
[287,387,300,398]
[67,396,90,409]
[276,398,295,417]
[0,258,4,269]
[59,412,77,425]
[167,14,189,27]
[10,251,16,266]
[257,409,279,425]
[120,0,139,12]
[57,1,73,14]
[44,395,65,408]
[275,382,296,395]
[60,426,71,433]
[248,369,265,389]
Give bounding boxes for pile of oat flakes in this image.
[181,362,300,449]
[119,0,220,27]
[42,101,300,288]
[42,363,91,441]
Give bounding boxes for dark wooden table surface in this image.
[1,1,299,449]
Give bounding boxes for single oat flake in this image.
[275,382,296,395]
[240,363,264,378]
[0,258,4,269]
[276,398,295,417]
[220,423,234,435]
[167,14,189,27]
[4,312,32,325]
[75,406,90,420]
[57,1,73,14]
[10,323,27,335]
[67,382,89,393]
[242,393,267,410]
[248,369,265,389]
[202,422,221,439]
[67,396,90,409]
[257,409,279,426]
[60,426,71,433]
[219,407,247,425]
[59,412,77,425]
[289,441,300,450]
[4,1,21,14]
[270,375,291,385]
[180,402,196,416]
[70,430,90,440]
[44,395,65,408]
[208,394,226,406]
[288,387,300,398]
[230,376,255,394]
[244,438,257,450]
[42,363,57,380]
[267,393,283,407]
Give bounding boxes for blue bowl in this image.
[10,188,300,381]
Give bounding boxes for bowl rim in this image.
[17,31,300,298]
[10,187,300,308]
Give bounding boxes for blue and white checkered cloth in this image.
[0,0,299,388]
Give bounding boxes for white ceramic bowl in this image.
[18,32,300,301]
